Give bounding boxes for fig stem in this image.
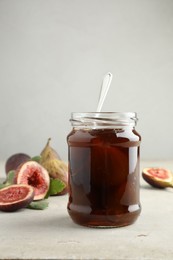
[47,138,51,146]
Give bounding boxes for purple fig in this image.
[5,153,31,174]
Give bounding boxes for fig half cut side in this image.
[0,184,34,212]
[14,161,50,200]
[142,167,173,188]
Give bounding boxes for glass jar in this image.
[67,112,141,227]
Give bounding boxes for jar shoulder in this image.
[67,128,141,144]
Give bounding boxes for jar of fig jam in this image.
[67,112,141,227]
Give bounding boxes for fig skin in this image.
[0,184,34,212]
[40,138,61,161]
[40,138,68,195]
[142,167,173,188]
[14,161,50,200]
[41,159,68,195]
[5,153,31,174]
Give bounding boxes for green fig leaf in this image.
[31,155,42,163]
[46,178,66,198]
[27,200,49,210]
[5,170,15,185]
[0,183,6,189]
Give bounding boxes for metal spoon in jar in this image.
[96,72,113,112]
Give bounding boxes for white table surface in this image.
[0,160,173,260]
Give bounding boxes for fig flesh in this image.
[5,153,31,174]
[142,167,173,188]
[14,161,50,200]
[0,184,34,212]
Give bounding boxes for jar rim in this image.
[70,112,138,128]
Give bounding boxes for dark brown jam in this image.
[67,114,141,227]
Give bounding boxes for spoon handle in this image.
[96,72,113,112]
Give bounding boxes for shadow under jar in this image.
[67,112,141,228]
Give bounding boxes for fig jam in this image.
[67,112,141,227]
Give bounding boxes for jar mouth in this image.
[70,112,138,128]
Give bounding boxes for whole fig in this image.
[5,153,31,174]
[40,138,61,161]
[40,138,68,195]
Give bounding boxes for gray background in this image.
[0,0,173,161]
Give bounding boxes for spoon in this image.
[96,72,113,112]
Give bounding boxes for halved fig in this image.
[14,161,50,200]
[142,167,173,188]
[0,184,34,212]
